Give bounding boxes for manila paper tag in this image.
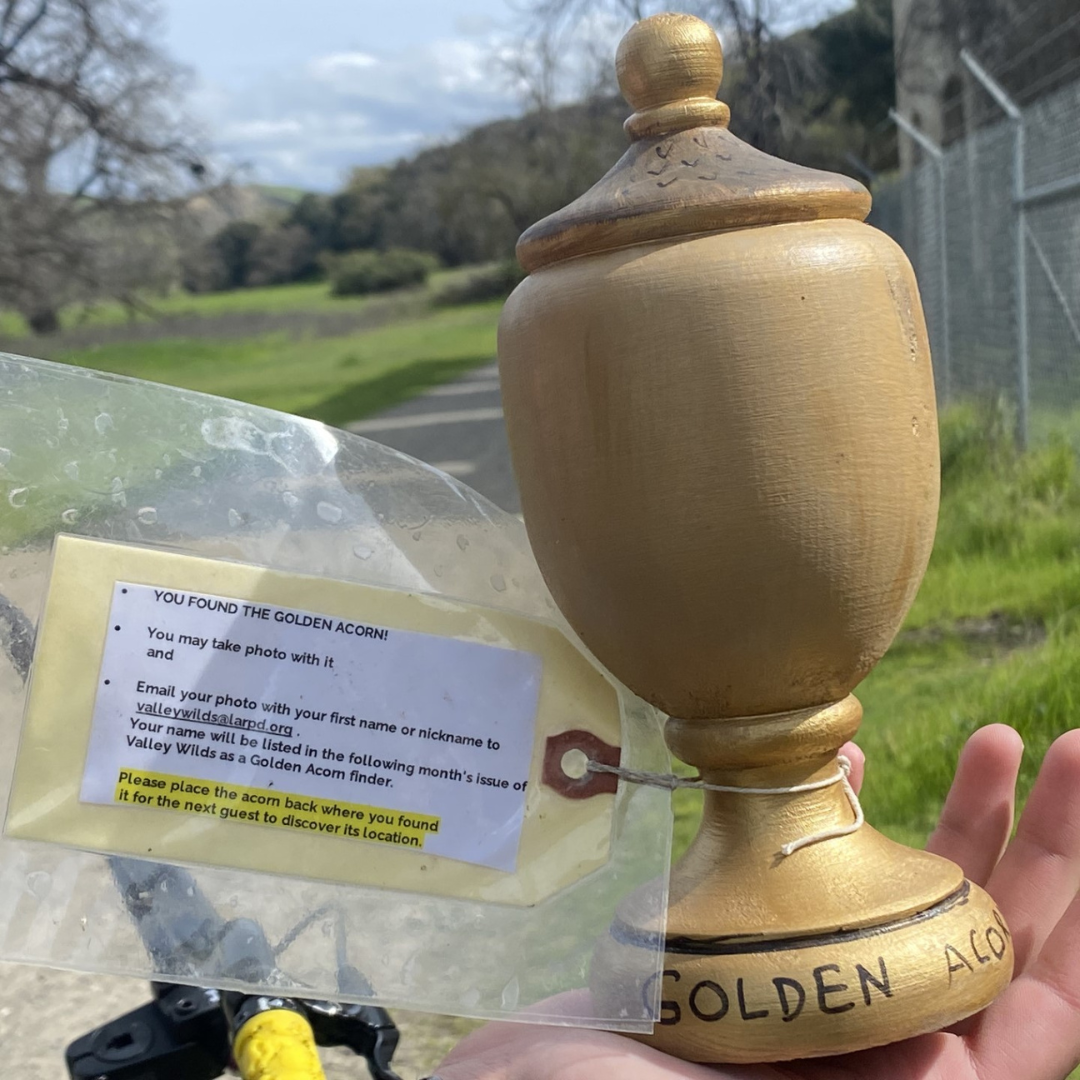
[5,535,621,906]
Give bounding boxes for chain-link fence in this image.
[871,75,1080,446]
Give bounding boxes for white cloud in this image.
[309,51,380,84]
[223,118,306,142]
[191,34,520,189]
[432,39,488,93]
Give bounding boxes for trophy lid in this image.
[516,13,872,273]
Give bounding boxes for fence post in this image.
[961,48,1028,448]
[888,109,952,405]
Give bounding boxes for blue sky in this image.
[160,0,534,192]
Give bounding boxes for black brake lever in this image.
[65,984,230,1080]
[304,998,403,1080]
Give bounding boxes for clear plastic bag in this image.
[0,353,671,1029]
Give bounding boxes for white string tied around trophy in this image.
[585,754,864,858]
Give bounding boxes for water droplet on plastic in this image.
[489,573,507,593]
[282,491,300,510]
[456,535,469,551]
[94,412,113,434]
[228,508,242,527]
[192,465,202,478]
[44,435,58,449]
[137,507,158,525]
[25,871,50,899]
[111,491,127,508]
[57,417,69,433]
[63,461,79,481]
[7,487,28,508]
[412,530,422,541]
[461,987,481,1008]
[501,976,520,1010]
[317,501,343,524]
[154,469,163,479]
[162,453,171,466]
[61,508,79,524]
[0,447,9,466]
[110,476,123,493]
[353,543,374,560]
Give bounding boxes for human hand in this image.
[434,725,1080,1080]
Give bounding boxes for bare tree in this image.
[0,0,205,333]
[520,0,824,155]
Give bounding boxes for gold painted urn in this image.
[497,12,1013,1064]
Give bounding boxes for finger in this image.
[925,724,1023,885]
[967,886,1080,1080]
[985,729,1080,974]
[839,741,864,794]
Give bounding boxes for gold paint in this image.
[498,12,1012,1061]
[616,13,731,138]
[594,879,1013,1063]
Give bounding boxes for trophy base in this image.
[593,873,1012,1062]
[591,699,1014,1061]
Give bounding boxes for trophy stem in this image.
[591,697,1015,1062]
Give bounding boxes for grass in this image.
[0,269,477,337]
[0,281,337,337]
[51,300,500,423]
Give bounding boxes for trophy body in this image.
[498,14,1013,1063]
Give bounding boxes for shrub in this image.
[325,248,439,297]
[434,260,526,306]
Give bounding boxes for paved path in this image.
[347,362,520,514]
[1,362,517,1078]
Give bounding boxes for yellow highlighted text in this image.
[112,767,439,850]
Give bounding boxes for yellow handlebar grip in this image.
[233,1008,327,1080]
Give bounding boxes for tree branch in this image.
[0,0,47,70]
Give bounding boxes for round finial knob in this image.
[616,13,730,140]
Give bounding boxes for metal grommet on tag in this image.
[542,730,620,799]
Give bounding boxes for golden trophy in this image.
[497,12,1014,1063]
